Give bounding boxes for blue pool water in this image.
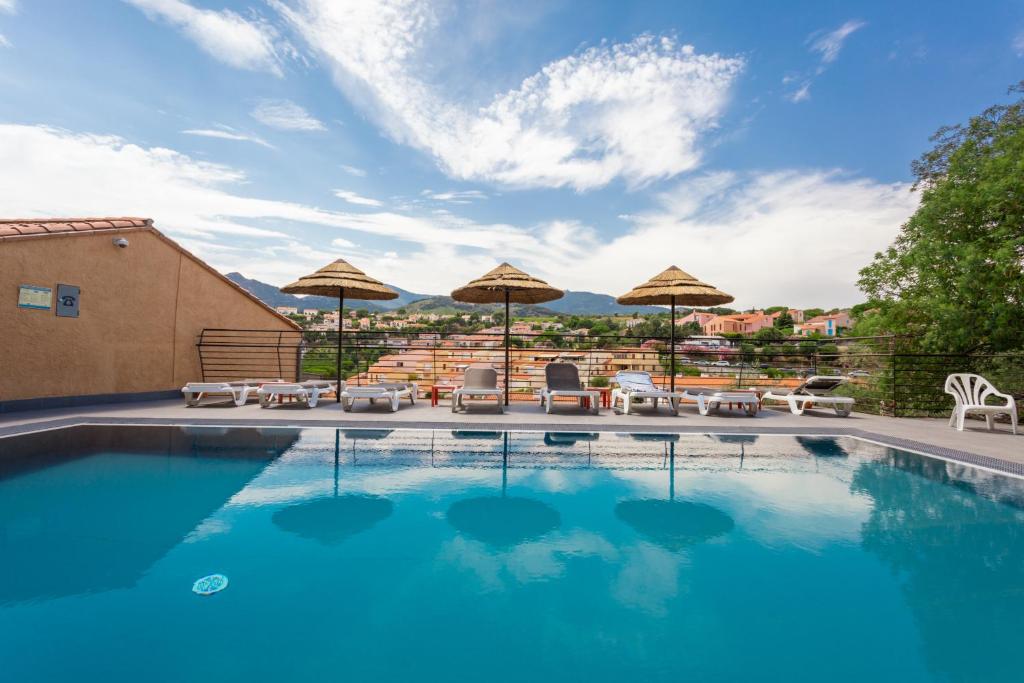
[1,426,1023,682]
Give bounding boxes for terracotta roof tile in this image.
[0,217,152,238]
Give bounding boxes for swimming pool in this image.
[1,426,1021,682]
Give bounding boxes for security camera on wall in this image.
[113,237,129,249]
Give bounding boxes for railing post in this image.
[891,348,898,417]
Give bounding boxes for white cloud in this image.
[545,170,918,307]
[0,124,541,285]
[809,20,867,64]
[427,189,488,203]
[0,34,9,49]
[0,0,15,14]
[276,0,742,190]
[0,124,916,306]
[124,0,286,76]
[1014,31,1024,57]
[786,81,811,103]
[182,127,273,148]
[784,19,866,103]
[340,164,367,177]
[333,189,383,207]
[250,99,326,131]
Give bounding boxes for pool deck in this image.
[1,397,1020,475]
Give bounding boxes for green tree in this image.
[754,326,785,343]
[858,83,1024,352]
[773,311,794,331]
[803,308,825,320]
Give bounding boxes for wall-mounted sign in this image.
[56,284,80,318]
[17,285,52,310]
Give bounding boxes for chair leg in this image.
[956,410,965,432]
[948,409,957,427]
[1011,409,1018,436]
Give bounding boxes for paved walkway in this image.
[2,397,1020,474]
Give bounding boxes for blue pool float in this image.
[192,574,229,596]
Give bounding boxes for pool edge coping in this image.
[2,415,1021,479]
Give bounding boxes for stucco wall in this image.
[0,229,297,401]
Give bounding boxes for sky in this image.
[0,0,1022,308]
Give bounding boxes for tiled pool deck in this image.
[2,397,1020,476]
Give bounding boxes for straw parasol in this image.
[282,259,398,402]
[451,263,563,405]
[617,266,734,392]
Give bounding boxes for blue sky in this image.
[1,0,1022,307]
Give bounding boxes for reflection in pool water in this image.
[1,426,1023,683]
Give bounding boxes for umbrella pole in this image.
[670,295,676,393]
[504,289,510,406]
[336,287,344,402]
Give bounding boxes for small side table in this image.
[586,386,612,409]
[431,384,457,407]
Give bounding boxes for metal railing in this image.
[195,329,1024,418]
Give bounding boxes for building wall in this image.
[0,229,297,402]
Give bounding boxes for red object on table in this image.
[431,384,457,407]
[586,386,612,409]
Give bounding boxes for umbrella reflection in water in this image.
[446,432,561,548]
[616,436,734,551]
[273,429,393,545]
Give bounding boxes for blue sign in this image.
[56,284,80,318]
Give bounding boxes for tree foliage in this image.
[858,83,1024,352]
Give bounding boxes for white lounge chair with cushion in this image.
[944,373,1018,434]
[182,381,255,407]
[452,364,503,413]
[611,371,683,416]
[761,376,855,416]
[539,363,600,414]
[341,382,417,412]
[258,380,339,408]
[680,387,759,416]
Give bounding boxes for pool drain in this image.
[192,574,229,596]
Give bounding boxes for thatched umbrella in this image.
[617,266,734,392]
[451,263,563,405]
[282,259,398,402]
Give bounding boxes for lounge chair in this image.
[181,381,255,407]
[611,371,683,416]
[539,363,600,414]
[944,373,1018,434]
[761,376,855,416]
[257,380,339,408]
[680,387,759,416]
[340,382,417,412]
[452,364,503,413]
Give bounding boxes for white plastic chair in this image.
[944,373,1018,435]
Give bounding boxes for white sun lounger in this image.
[539,363,600,414]
[258,380,339,408]
[944,373,1018,434]
[761,376,855,416]
[681,387,760,416]
[452,365,503,413]
[611,371,683,416]
[341,382,417,412]
[182,382,255,407]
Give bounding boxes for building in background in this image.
[0,218,298,411]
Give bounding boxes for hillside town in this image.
[274,305,854,338]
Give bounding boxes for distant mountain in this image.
[545,290,667,316]
[227,272,428,312]
[227,273,672,316]
[403,296,558,317]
